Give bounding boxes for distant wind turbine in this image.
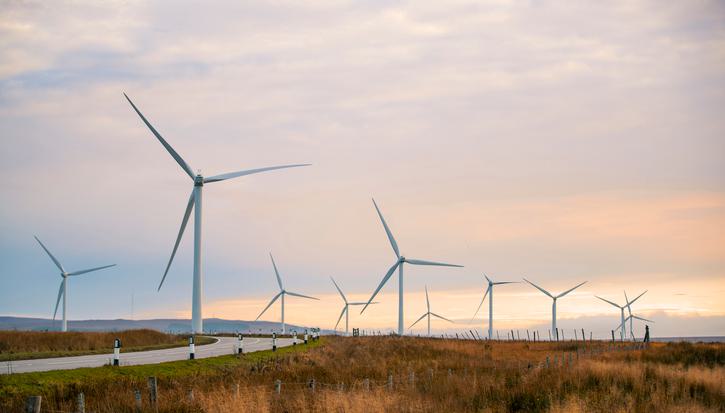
[361,198,463,335]
[331,277,376,336]
[616,311,654,340]
[124,93,309,334]
[256,253,319,334]
[34,236,115,332]
[596,290,646,341]
[471,274,518,339]
[523,278,587,340]
[624,290,649,340]
[409,286,453,336]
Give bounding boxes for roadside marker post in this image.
[113,338,121,366]
[189,336,195,360]
[272,332,277,352]
[304,329,309,345]
[238,333,244,354]
[293,330,298,346]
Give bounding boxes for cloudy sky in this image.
[1,0,723,337]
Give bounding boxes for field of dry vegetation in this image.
[0,329,214,361]
[1,335,723,412]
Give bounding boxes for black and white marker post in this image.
[272,332,277,352]
[237,333,243,354]
[292,330,298,346]
[113,338,121,366]
[189,336,195,360]
[304,329,309,345]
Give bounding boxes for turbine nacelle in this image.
[194,174,204,186]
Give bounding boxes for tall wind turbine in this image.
[624,290,648,340]
[409,286,453,336]
[124,93,309,334]
[361,198,463,335]
[35,236,115,332]
[471,274,518,339]
[523,278,587,340]
[331,277,375,336]
[256,253,319,334]
[596,290,646,341]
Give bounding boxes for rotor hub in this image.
[194,174,204,186]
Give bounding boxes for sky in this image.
[0,0,724,337]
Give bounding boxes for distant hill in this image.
[0,316,332,335]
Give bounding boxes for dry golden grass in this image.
[1,336,723,412]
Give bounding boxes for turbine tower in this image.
[409,286,453,336]
[361,198,463,335]
[35,236,115,332]
[523,278,587,340]
[471,274,518,339]
[596,290,646,341]
[331,277,375,336]
[624,290,648,340]
[256,253,319,334]
[124,94,309,334]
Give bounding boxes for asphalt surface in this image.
[0,336,295,374]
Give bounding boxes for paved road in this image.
[0,336,295,374]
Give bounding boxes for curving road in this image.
[0,336,295,374]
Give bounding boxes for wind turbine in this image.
[256,253,319,334]
[361,198,463,335]
[624,290,648,340]
[331,277,376,336]
[34,236,115,332]
[124,93,309,334]
[595,290,646,341]
[523,278,587,340]
[471,274,518,339]
[409,286,453,336]
[616,312,654,340]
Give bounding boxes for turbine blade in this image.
[285,291,319,300]
[360,261,400,314]
[595,295,621,308]
[425,285,430,312]
[204,164,311,183]
[632,315,654,323]
[269,253,283,290]
[484,273,492,283]
[123,93,195,179]
[430,312,453,323]
[348,301,378,305]
[52,280,64,320]
[471,286,490,321]
[405,258,463,267]
[334,306,346,331]
[158,190,195,291]
[523,278,553,298]
[34,236,64,273]
[556,281,587,298]
[493,281,518,285]
[68,264,116,276]
[255,292,282,320]
[626,290,647,307]
[408,313,428,329]
[330,276,347,303]
[372,198,400,258]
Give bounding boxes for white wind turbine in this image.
[124,93,309,334]
[596,290,646,341]
[624,290,649,340]
[256,253,319,334]
[34,236,115,332]
[471,274,518,339]
[523,278,587,340]
[331,277,376,336]
[409,286,453,336]
[361,198,463,335]
[616,310,654,340]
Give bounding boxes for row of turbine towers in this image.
[34,93,651,337]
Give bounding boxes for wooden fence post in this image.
[275,379,282,394]
[309,378,316,393]
[409,371,415,387]
[25,396,41,413]
[76,392,85,413]
[388,374,394,390]
[134,389,142,412]
[148,376,158,412]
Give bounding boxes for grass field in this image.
[0,336,722,412]
[0,330,215,361]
